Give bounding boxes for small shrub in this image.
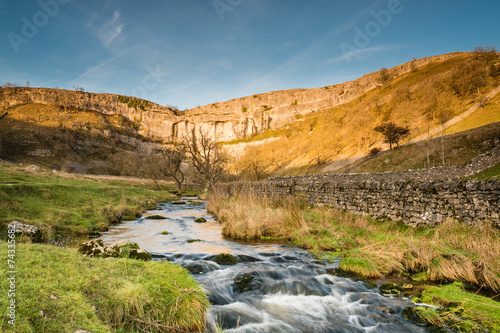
[368,147,382,156]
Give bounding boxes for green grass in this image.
[0,242,209,332]
[0,163,176,240]
[467,162,500,180]
[416,282,500,332]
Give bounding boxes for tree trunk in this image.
[441,124,445,166]
[426,121,430,168]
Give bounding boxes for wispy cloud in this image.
[86,7,125,47]
[98,10,124,46]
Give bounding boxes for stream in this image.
[99,198,430,333]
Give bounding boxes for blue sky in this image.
[1,0,499,109]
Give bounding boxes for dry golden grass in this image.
[209,189,500,291]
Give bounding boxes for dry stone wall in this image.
[216,147,500,227]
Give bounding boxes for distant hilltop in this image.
[0,53,458,143]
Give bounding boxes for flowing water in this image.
[99,198,430,333]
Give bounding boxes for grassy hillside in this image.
[227,51,500,178]
[349,121,500,174]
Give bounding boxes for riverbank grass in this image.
[0,162,176,240]
[0,241,209,332]
[208,190,500,292]
[414,282,500,332]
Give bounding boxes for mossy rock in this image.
[326,267,357,278]
[194,217,207,223]
[233,273,262,292]
[211,253,238,265]
[160,231,169,235]
[146,215,167,219]
[109,240,140,250]
[78,239,104,255]
[79,240,151,261]
[88,230,102,238]
[189,201,203,206]
[128,249,152,261]
[171,201,186,205]
[379,282,403,295]
[402,307,428,326]
[187,239,201,243]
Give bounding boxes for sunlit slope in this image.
[228,51,500,177]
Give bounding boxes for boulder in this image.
[78,239,105,257]
[182,260,220,274]
[194,217,207,223]
[78,240,151,261]
[401,307,428,327]
[128,249,152,261]
[7,221,42,242]
[233,272,262,292]
[211,253,238,265]
[379,282,403,295]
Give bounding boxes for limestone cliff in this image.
[0,53,458,143]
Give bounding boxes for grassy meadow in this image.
[0,242,208,332]
[0,162,210,332]
[0,162,176,240]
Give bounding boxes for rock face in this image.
[0,54,456,143]
[78,239,152,261]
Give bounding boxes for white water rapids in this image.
[99,198,429,333]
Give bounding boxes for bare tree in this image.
[238,146,267,181]
[73,85,85,92]
[183,129,227,189]
[159,145,186,191]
